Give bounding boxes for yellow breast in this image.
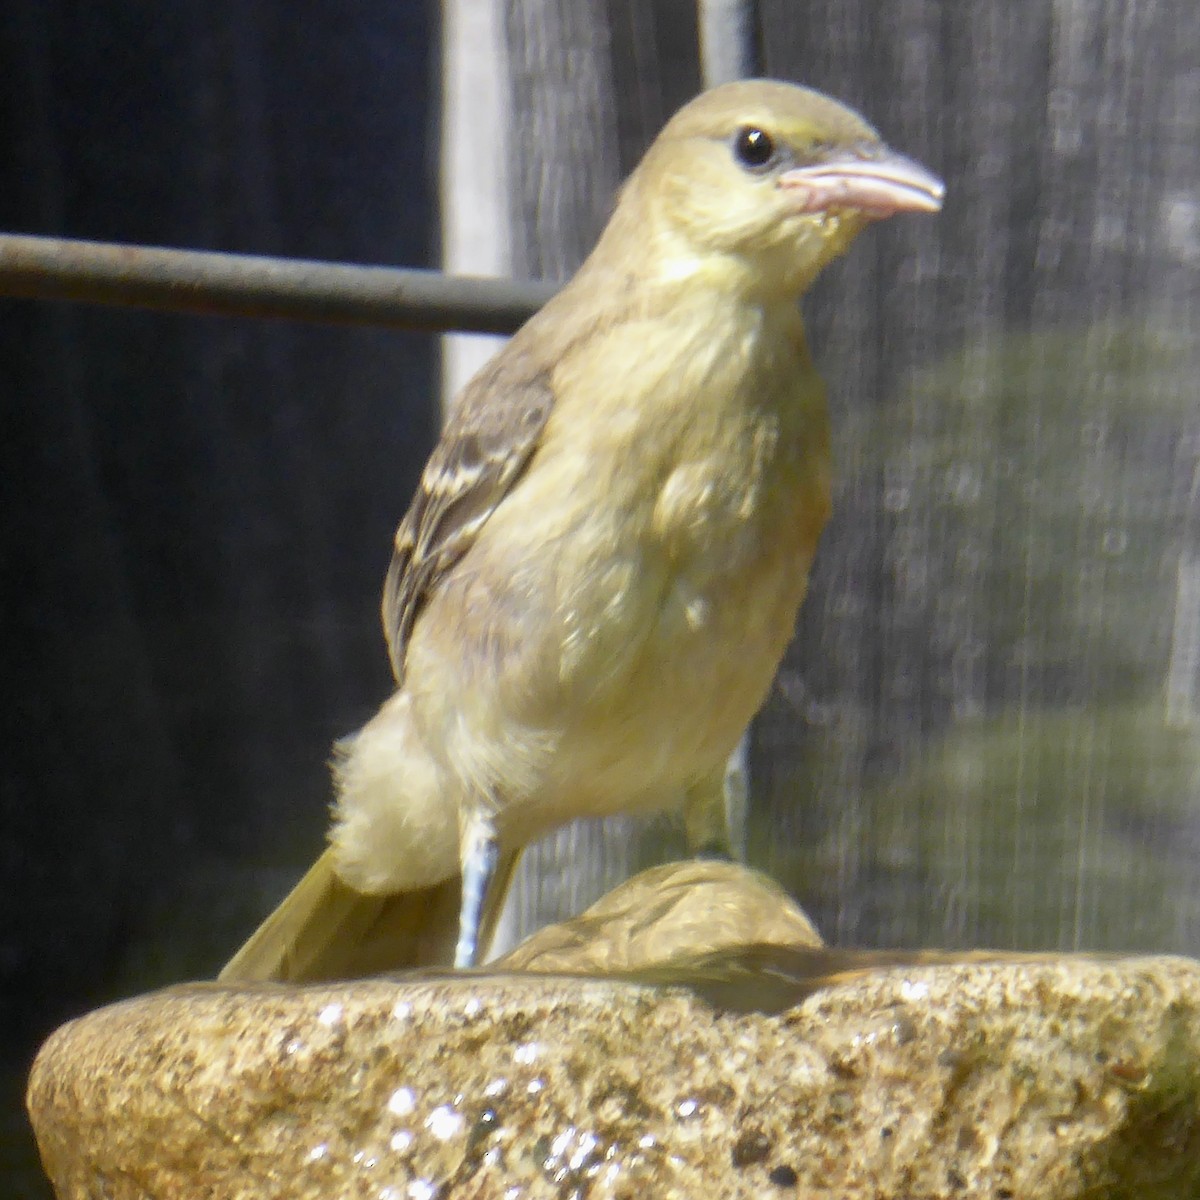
[408,288,832,832]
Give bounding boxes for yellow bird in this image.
[221,79,943,982]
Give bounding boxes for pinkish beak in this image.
[778,149,944,219]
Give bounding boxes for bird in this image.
[220,78,943,983]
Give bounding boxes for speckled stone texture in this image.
[27,955,1200,1199]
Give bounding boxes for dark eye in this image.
[733,126,775,170]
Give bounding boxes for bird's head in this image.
[610,79,944,299]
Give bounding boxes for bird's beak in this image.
[778,149,945,219]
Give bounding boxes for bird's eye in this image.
[733,126,775,170]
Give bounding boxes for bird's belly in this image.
[568,549,806,787]
[413,421,829,842]
[529,511,820,829]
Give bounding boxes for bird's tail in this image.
[218,848,462,982]
[218,845,523,983]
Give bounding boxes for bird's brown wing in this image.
[383,350,555,681]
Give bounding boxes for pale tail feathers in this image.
[219,845,524,982]
[221,688,519,983]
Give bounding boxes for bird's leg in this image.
[722,731,751,860]
[682,732,750,860]
[456,807,500,967]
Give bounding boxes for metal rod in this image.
[698,0,762,87]
[0,231,558,335]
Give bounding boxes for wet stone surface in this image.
[26,953,1200,1199]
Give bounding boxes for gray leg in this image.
[682,732,750,860]
[722,731,750,860]
[456,809,500,968]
